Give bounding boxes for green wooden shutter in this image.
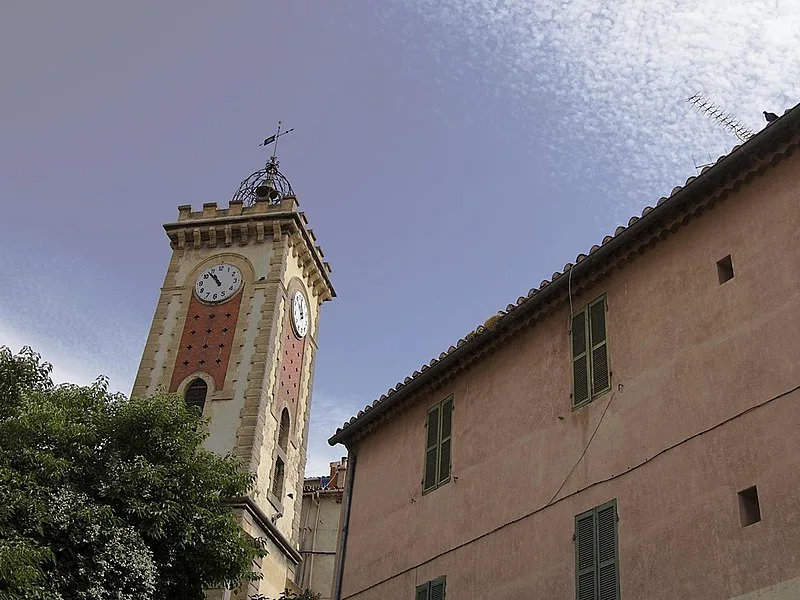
[416,582,430,600]
[424,405,440,491]
[438,398,453,484]
[575,509,597,600]
[430,577,446,600]
[596,501,619,600]
[589,298,609,395]
[572,310,590,406]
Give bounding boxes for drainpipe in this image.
[332,447,356,600]
[308,490,321,591]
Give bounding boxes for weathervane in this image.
[259,120,295,160]
[232,121,296,207]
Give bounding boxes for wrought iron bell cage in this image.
[232,156,295,207]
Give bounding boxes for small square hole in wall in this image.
[717,255,734,284]
[738,486,761,527]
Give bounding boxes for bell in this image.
[255,184,280,201]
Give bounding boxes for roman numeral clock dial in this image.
[194,263,242,304]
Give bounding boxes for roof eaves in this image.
[328,104,800,447]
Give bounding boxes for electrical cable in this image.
[546,390,616,507]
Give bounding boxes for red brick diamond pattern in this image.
[277,308,307,424]
[169,292,243,392]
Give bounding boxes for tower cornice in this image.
[163,197,335,302]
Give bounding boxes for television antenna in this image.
[691,153,715,172]
[686,93,756,143]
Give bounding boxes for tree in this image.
[0,346,266,600]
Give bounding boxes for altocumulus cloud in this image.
[306,393,363,476]
[0,318,128,392]
[380,0,799,215]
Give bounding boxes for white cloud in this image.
[0,319,132,394]
[305,393,363,477]
[380,0,800,216]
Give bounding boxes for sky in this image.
[0,1,797,476]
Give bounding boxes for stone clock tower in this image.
[131,155,335,598]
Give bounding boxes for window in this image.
[738,486,761,527]
[278,408,290,451]
[717,255,734,284]
[575,500,619,600]
[416,577,446,600]
[423,397,453,493]
[571,296,610,407]
[184,378,208,412]
[271,457,285,499]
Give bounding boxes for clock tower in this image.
[131,155,335,598]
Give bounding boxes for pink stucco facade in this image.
[332,115,800,599]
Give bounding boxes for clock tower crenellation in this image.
[132,163,334,598]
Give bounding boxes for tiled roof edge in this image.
[328,105,800,447]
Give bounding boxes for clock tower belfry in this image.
[132,154,335,598]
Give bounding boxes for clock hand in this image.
[210,272,222,286]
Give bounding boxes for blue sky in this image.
[1,1,797,475]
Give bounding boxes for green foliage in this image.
[0,347,266,600]
[251,588,321,600]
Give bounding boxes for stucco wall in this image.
[299,490,344,599]
[339,150,800,599]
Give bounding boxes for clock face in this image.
[195,263,242,304]
[291,291,309,338]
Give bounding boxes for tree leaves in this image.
[0,347,265,600]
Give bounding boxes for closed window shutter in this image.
[596,502,619,600]
[576,501,619,600]
[430,578,446,600]
[589,298,609,395]
[438,399,453,484]
[575,509,597,600]
[571,310,590,406]
[416,583,430,600]
[424,406,440,491]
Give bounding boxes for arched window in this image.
[184,378,208,412]
[271,457,285,498]
[278,408,290,451]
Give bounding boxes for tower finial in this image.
[233,122,297,207]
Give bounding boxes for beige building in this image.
[132,156,335,598]
[328,104,800,599]
[297,459,349,599]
